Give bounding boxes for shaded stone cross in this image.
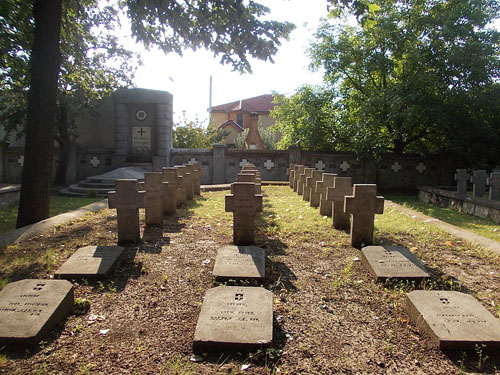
[184,164,197,199]
[298,168,314,197]
[107,179,145,243]
[144,172,166,226]
[189,162,203,195]
[488,171,500,200]
[305,170,323,203]
[163,167,185,208]
[344,184,384,249]
[286,164,296,189]
[175,165,193,201]
[315,173,338,214]
[225,182,263,245]
[235,173,261,194]
[471,170,487,198]
[294,165,305,193]
[455,169,468,194]
[326,177,353,230]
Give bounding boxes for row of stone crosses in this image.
[2,162,500,354]
[455,168,500,199]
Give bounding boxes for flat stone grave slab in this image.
[193,286,273,352]
[361,246,429,281]
[0,279,74,345]
[54,245,124,279]
[406,290,500,350]
[212,246,265,280]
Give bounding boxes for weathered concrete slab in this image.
[361,246,429,281]
[0,279,74,345]
[213,246,265,280]
[54,245,124,279]
[193,286,273,352]
[405,290,500,350]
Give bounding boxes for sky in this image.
[121,0,328,125]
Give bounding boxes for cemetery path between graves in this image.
[2,186,500,374]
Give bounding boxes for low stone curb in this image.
[386,201,500,256]
[0,200,108,250]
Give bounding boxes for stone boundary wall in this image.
[0,186,20,210]
[0,142,454,190]
[418,186,500,224]
[171,146,454,190]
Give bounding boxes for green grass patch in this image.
[0,195,103,234]
[386,193,500,242]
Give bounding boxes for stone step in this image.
[78,181,116,189]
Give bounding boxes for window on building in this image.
[236,113,243,128]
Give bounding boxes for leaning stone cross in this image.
[326,177,353,230]
[225,182,263,245]
[107,179,145,243]
[298,167,314,197]
[454,169,468,194]
[344,184,384,249]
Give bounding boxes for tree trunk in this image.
[54,99,70,186]
[16,0,63,228]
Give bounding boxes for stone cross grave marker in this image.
[287,164,296,188]
[298,168,315,197]
[184,164,198,196]
[163,167,185,208]
[291,165,301,190]
[235,173,261,195]
[405,290,500,350]
[242,164,261,178]
[193,286,273,353]
[108,179,145,243]
[144,172,165,226]
[326,177,353,230]
[315,174,338,214]
[305,170,323,203]
[212,245,265,280]
[361,246,429,281]
[344,184,384,249]
[189,162,203,195]
[175,165,193,201]
[488,171,500,200]
[471,170,487,198]
[225,182,263,245]
[455,169,468,194]
[294,165,305,193]
[54,246,124,279]
[0,279,74,345]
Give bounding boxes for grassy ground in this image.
[2,186,500,374]
[0,196,103,234]
[386,193,500,242]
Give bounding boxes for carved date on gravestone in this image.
[193,286,273,352]
[0,279,74,345]
[405,290,500,350]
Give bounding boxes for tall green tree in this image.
[309,0,500,159]
[271,85,339,151]
[6,0,294,227]
[173,114,227,148]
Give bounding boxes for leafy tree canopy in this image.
[304,0,500,163]
[173,114,227,148]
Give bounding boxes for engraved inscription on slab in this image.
[406,290,500,350]
[213,246,265,280]
[361,246,429,281]
[132,126,151,153]
[54,246,124,279]
[193,286,273,352]
[0,279,74,345]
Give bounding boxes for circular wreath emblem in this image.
[135,109,148,121]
